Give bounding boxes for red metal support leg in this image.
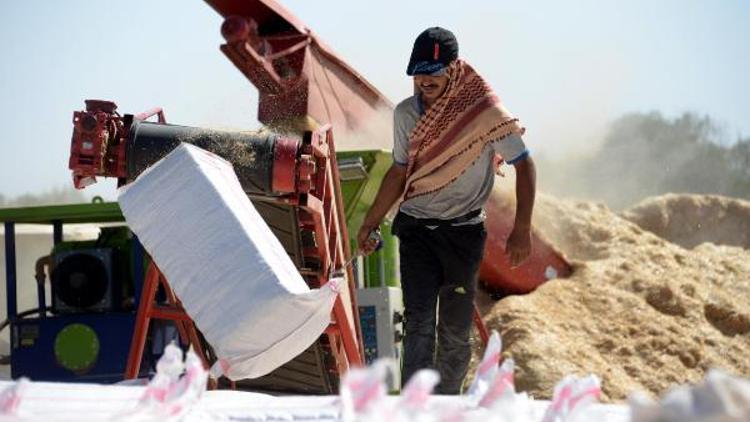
[125,263,160,379]
[290,126,365,383]
[473,302,490,347]
[331,296,362,366]
[125,261,214,384]
[160,275,190,346]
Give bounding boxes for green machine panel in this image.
[337,150,400,288]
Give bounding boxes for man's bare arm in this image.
[357,164,408,255]
[506,155,536,266]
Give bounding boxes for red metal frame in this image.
[134,107,166,123]
[276,124,364,369]
[69,98,363,386]
[122,123,363,386]
[124,262,211,381]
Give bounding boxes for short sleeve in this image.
[392,109,410,166]
[492,133,529,164]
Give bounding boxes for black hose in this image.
[0,308,45,333]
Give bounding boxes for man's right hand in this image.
[355,163,408,256]
[357,221,380,256]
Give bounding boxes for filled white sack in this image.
[118,143,339,380]
[629,369,750,422]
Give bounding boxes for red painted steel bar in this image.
[293,126,364,368]
[134,107,166,123]
[473,304,490,347]
[124,264,159,379]
[125,262,210,380]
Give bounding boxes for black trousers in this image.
[393,212,487,394]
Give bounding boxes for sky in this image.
[0,0,748,201]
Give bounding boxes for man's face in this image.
[414,74,449,102]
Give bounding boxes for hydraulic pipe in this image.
[34,255,51,319]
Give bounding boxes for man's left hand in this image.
[505,225,532,267]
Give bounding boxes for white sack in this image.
[118,143,339,380]
[629,369,750,422]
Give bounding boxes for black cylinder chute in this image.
[126,121,292,195]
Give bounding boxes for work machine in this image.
[63,0,412,393]
[4,0,571,393]
[67,98,368,393]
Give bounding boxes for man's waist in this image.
[397,208,482,226]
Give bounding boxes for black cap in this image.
[406,27,459,76]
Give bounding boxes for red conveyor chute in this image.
[206,0,392,145]
[480,189,572,294]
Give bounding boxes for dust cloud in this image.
[331,106,394,152]
[535,112,750,210]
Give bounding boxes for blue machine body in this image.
[1,203,160,383]
[11,313,136,383]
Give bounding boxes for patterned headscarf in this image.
[403,59,525,200]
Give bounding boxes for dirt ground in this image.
[471,192,750,402]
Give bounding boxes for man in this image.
[356,27,536,394]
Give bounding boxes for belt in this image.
[401,209,482,227]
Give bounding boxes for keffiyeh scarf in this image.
[403,59,525,200]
